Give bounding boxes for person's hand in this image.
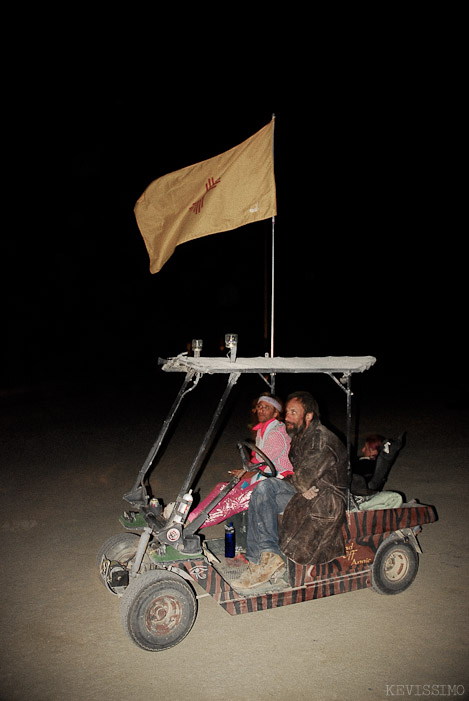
[228,469,245,478]
[228,469,256,481]
[302,485,319,500]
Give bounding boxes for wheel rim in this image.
[383,549,410,582]
[145,594,183,636]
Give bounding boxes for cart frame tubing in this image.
[177,372,240,501]
[326,371,354,510]
[129,370,196,493]
[126,356,375,519]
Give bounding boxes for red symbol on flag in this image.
[189,177,221,214]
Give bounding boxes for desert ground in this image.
[1,367,467,701]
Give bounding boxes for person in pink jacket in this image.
[239,394,294,483]
[187,394,294,528]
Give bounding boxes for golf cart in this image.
[97,350,438,651]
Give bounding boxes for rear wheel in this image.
[371,538,419,594]
[120,570,197,651]
[96,533,151,596]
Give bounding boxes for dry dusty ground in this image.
[0,370,468,701]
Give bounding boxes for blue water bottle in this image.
[224,522,235,558]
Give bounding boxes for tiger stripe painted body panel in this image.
[176,504,437,615]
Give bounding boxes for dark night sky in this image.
[2,60,462,393]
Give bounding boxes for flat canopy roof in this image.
[160,355,376,375]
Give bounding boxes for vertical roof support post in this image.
[177,371,241,501]
[344,373,353,511]
[126,370,196,499]
[327,371,354,511]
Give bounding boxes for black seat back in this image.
[367,432,406,491]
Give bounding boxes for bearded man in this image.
[232,391,347,590]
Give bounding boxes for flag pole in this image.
[271,114,276,359]
[270,114,276,392]
[270,214,275,359]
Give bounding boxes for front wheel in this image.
[96,533,151,596]
[120,570,197,651]
[371,538,419,595]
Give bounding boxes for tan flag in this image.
[134,119,277,273]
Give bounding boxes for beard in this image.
[286,419,306,437]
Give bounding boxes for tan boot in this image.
[231,552,285,590]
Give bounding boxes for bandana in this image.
[257,395,282,412]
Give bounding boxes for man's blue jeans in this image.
[246,478,296,564]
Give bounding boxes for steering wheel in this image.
[237,440,277,478]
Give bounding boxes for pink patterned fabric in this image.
[187,419,294,529]
[187,481,256,528]
[263,427,291,470]
[250,419,294,478]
